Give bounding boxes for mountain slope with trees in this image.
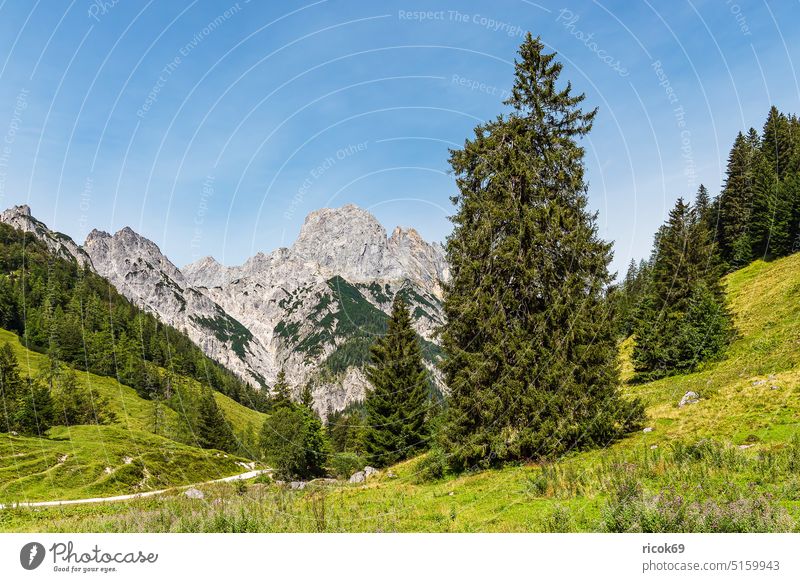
[8,249,800,531]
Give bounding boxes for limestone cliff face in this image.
[183,204,448,414]
[2,203,448,416]
[83,227,277,388]
[0,205,93,268]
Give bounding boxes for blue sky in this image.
[0,0,797,277]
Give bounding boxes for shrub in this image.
[413,447,447,483]
[329,452,365,479]
[260,405,328,480]
[542,505,575,532]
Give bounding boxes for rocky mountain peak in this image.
[183,255,232,288]
[291,204,391,281]
[84,225,186,286]
[0,204,93,268]
[389,225,424,244]
[85,228,110,241]
[2,204,31,218]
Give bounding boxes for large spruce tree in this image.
[633,197,733,379]
[718,132,757,267]
[195,387,236,452]
[0,342,23,433]
[363,295,430,467]
[439,34,643,469]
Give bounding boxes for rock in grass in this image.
[349,471,366,484]
[679,391,700,407]
[184,487,204,499]
[643,427,654,433]
[289,481,307,490]
[364,466,378,478]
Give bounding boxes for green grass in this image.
[4,253,800,532]
[0,328,264,438]
[0,426,251,505]
[0,328,265,506]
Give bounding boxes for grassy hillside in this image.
[3,253,800,532]
[0,328,265,504]
[0,426,250,504]
[0,328,265,438]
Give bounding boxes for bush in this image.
[413,447,447,483]
[260,405,328,480]
[542,505,575,532]
[329,452,365,479]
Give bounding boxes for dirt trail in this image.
[0,469,270,509]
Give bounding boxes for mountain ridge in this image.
[0,203,448,415]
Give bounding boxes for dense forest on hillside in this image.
[0,222,270,452]
[613,105,799,380]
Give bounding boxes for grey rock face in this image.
[83,226,277,388]
[1,203,447,416]
[0,205,93,268]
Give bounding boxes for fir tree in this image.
[53,367,116,426]
[300,383,314,409]
[718,132,756,267]
[633,198,733,378]
[195,387,236,452]
[362,295,430,467]
[694,184,719,241]
[762,106,793,181]
[270,369,291,409]
[612,258,652,338]
[13,378,53,436]
[439,34,643,469]
[0,342,23,432]
[326,404,366,455]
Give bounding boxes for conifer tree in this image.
[195,387,236,452]
[14,378,53,436]
[300,383,314,409]
[271,369,291,409]
[439,34,643,469]
[260,403,328,479]
[633,198,733,378]
[718,132,756,266]
[0,342,23,432]
[694,184,719,240]
[762,106,793,181]
[362,295,430,467]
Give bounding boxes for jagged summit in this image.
[2,204,32,218]
[86,228,111,240]
[0,202,447,415]
[0,204,93,268]
[183,204,448,294]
